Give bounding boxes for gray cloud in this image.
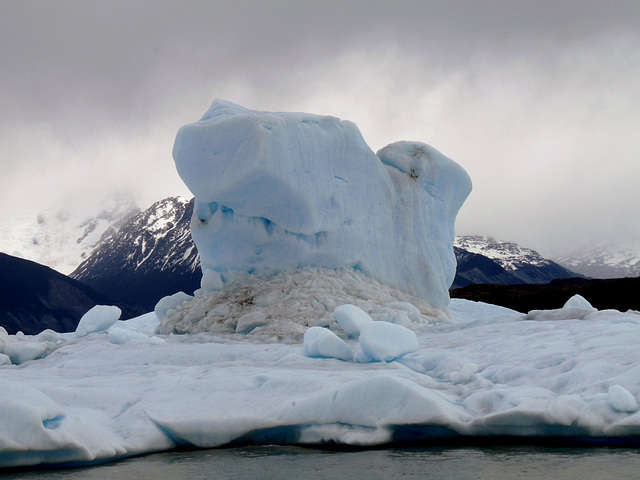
[2,0,640,256]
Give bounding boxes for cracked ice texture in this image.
[173,100,471,309]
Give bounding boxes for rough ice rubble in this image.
[3,299,640,467]
[156,267,447,341]
[173,100,472,313]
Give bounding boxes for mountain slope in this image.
[0,252,120,335]
[0,192,140,275]
[70,196,201,313]
[454,235,580,286]
[554,239,640,278]
[452,247,524,288]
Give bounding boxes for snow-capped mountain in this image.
[70,196,201,314]
[0,191,140,275]
[453,235,580,287]
[553,238,640,279]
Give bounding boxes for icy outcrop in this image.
[173,100,471,311]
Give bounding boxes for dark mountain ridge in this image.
[450,276,640,314]
[0,252,124,334]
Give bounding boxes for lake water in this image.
[4,445,640,479]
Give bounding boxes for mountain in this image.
[70,196,201,314]
[452,236,580,288]
[553,238,640,279]
[0,252,120,335]
[0,191,140,275]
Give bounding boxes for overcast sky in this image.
[2,0,639,257]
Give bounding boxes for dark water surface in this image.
[4,445,640,479]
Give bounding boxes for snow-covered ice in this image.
[173,100,471,311]
[3,299,640,467]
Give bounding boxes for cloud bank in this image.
[1,0,640,255]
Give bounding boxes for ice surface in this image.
[5,299,640,467]
[75,305,122,337]
[173,100,471,310]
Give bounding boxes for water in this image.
[4,446,640,479]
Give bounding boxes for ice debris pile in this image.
[173,100,472,316]
[3,298,640,468]
[156,267,446,341]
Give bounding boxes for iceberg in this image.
[173,100,472,312]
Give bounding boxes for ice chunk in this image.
[302,326,354,361]
[201,268,224,292]
[358,321,419,362]
[235,311,268,334]
[173,100,471,309]
[75,305,121,337]
[154,292,194,322]
[608,385,638,413]
[563,294,595,310]
[108,327,165,345]
[3,341,48,364]
[333,304,373,337]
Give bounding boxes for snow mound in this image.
[173,100,471,310]
[156,267,447,341]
